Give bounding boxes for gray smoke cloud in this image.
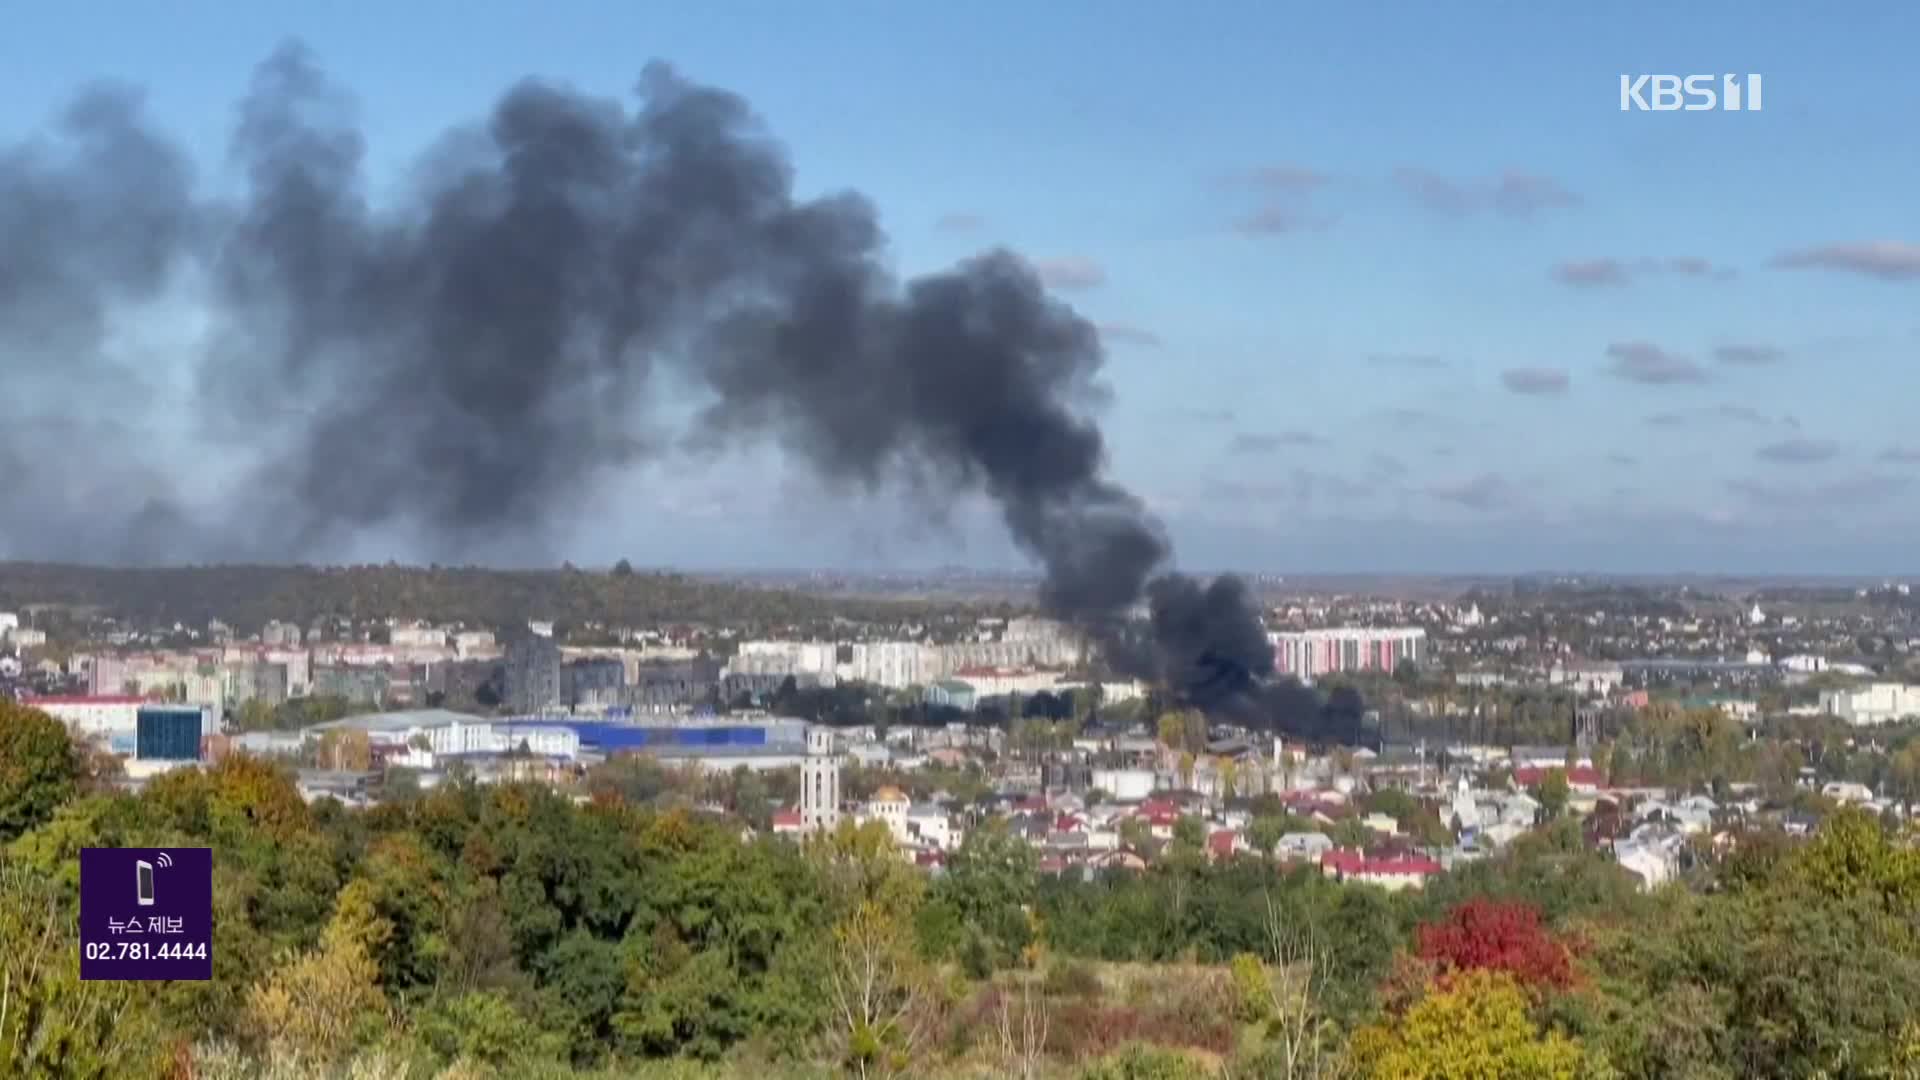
[0,43,1276,707]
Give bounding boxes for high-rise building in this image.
[504,634,562,713]
[800,725,841,831]
[562,656,626,706]
[1269,627,1426,679]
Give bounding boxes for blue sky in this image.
[6,3,1918,574]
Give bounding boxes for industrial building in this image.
[298,708,817,774]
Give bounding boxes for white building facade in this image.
[800,725,842,831]
[1821,683,1920,726]
[1270,627,1426,679]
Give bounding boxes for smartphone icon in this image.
[136,860,155,906]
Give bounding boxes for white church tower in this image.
[800,725,841,831]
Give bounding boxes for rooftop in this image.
[308,708,487,733]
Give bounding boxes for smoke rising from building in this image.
[0,43,1279,710]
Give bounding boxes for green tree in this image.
[1172,815,1207,851]
[1536,768,1571,820]
[1247,815,1289,857]
[0,702,83,842]
[1327,818,1373,850]
[0,863,167,1078]
[1156,711,1188,750]
[1789,806,1920,912]
[935,823,1038,967]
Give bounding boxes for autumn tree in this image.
[1414,898,1575,993]
[240,878,392,1062]
[1349,970,1586,1079]
[810,820,933,1077]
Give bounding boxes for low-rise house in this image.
[1636,798,1714,835]
[1822,781,1875,804]
[848,742,892,768]
[906,805,960,850]
[1614,829,1687,891]
[1319,849,1444,892]
[1207,829,1245,860]
[1495,792,1541,826]
[1477,821,1529,848]
[1089,849,1149,873]
[1276,832,1333,861]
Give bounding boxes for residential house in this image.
[1319,849,1444,892]
[1276,832,1333,862]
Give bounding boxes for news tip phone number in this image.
[84,941,208,961]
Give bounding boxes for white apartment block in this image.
[1821,683,1920,727]
[389,624,447,649]
[842,642,939,688]
[452,631,498,658]
[733,640,840,677]
[951,666,1068,697]
[28,695,144,737]
[1270,627,1426,679]
[1548,660,1624,697]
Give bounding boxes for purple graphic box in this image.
[79,847,213,981]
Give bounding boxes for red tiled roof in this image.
[1207,830,1238,855]
[1320,849,1442,877]
[770,810,803,828]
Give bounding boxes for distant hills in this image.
[0,562,999,635]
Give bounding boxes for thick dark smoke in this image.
[0,43,1283,711]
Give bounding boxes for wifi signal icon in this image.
[154,852,173,869]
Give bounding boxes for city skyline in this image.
[4,4,1918,574]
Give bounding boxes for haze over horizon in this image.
[3,4,1918,576]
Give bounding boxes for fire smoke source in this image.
[0,43,1276,711]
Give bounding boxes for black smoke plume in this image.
[0,43,1276,707]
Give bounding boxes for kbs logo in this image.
[1620,74,1763,112]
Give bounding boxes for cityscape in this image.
[4,5,1920,1080]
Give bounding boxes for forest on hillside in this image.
[5,700,1920,1079]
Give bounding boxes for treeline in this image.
[0,561,993,636]
[5,699,1920,1078]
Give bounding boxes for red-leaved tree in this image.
[1414,898,1574,992]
